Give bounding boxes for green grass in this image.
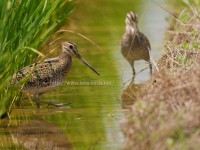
[0,0,77,118]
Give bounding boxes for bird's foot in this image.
[39,100,71,108]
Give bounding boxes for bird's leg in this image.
[149,61,153,75]
[37,94,41,108]
[32,94,36,103]
[130,61,136,77]
[32,94,69,108]
[33,94,70,108]
[32,94,40,108]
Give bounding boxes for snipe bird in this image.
[15,41,100,108]
[121,11,152,76]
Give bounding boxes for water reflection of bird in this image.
[15,41,100,108]
[11,120,73,150]
[121,80,140,109]
[121,11,152,76]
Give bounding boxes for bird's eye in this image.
[69,45,73,49]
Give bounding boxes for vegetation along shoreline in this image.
[123,1,200,150]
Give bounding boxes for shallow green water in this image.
[0,0,168,149]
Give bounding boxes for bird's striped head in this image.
[61,41,100,76]
[125,11,138,25]
[62,41,81,58]
[125,11,139,35]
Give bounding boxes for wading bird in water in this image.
[15,41,100,108]
[121,11,152,76]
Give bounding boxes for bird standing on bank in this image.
[121,11,152,76]
[15,41,100,108]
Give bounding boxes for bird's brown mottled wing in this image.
[139,32,151,50]
[145,35,151,50]
[16,57,60,88]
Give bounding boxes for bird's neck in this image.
[58,52,72,74]
[126,24,139,37]
[59,52,71,60]
[58,52,72,66]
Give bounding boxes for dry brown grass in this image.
[123,2,200,150]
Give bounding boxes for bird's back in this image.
[16,56,72,94]
[121,32,150,62]
[121,11,151,62]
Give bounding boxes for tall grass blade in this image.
[0,0,77,118]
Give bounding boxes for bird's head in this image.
[125,11,138,25]
[125,11,139,35]
[61,41,100,76]
[62,41,81,58]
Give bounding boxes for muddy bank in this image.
[123,1,200,150]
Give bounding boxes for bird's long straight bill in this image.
[81,58,100,76]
